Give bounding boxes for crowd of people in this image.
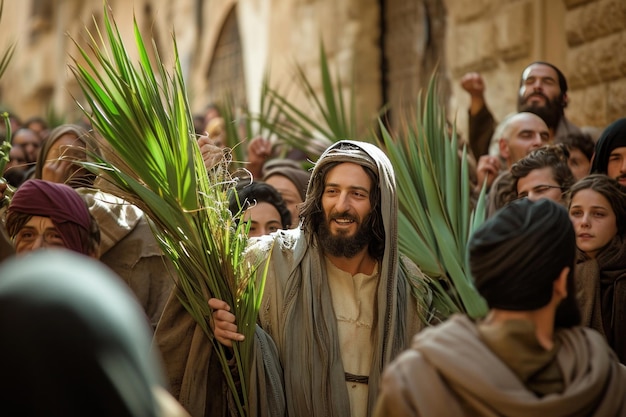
[1,60,626,416]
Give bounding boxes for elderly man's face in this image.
[499,113,551,165]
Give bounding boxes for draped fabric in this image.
[256,140,424,417]
[8,179,92,254]
[374,314,626,417]
[575,234,626,363]
[262,160,311,202]
[0,250,187,417]
[153,140,425,417]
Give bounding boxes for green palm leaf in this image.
[378,75,488,319]
[70,7,267,415]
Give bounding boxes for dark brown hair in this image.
[299,161,384,259]
[510,144,575,196]
[567,174,626,235]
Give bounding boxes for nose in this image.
[531,79,543,91]
[580,213,591,228]
[527,192,539,202]
[529,134,544,149]
[334,192,350,212]
[30,234,45,250]
[621,159,626,174]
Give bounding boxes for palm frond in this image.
[378,75,488,319]
[254,41,372,160]
[70,7,267,415]
[0,0,16,207]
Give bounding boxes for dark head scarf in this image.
[470,198,575,310]
[8,179,92,254]
[262,159,311,202]
[35,123,100,187]
[0,250,163,416]
[591,118,626,174]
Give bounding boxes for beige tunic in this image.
[326,257,378,417]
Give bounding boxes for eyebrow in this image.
[325,182,370,194]
[570,204,608,210]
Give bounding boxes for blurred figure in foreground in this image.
[0,250,190,417]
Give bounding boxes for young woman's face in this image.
[569,189,618,258]
[242,202,283,238]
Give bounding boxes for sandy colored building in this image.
[0,0,624,141]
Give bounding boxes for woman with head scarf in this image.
[567,174,626,363]
[262,159,311,227]
[35,123,99,188]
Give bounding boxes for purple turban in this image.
[8,179,92,255]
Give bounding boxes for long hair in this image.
[300,161,385,260]
[567,174,626,235]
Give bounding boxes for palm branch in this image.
[254,42,371,160]
[70,7,268,416]
[0,0,16,207]
[377,76,488,319]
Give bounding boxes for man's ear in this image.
[561,93,569,109]
[499,139,510,160]
[554,266,569,299]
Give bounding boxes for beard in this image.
[517,93,564,131]
[317,210,373,258]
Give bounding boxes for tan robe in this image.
[375,314,626,417]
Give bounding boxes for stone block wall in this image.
[445,0,626,142]
[565,0,626,126]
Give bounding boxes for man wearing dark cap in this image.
[156,140,429,417]
[5,179,100,257]
[462,61,582,160]
[374,198,626,417]
[591,117,626,187]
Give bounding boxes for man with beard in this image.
[590,117,626,187]
[155,140,428,417]
[374,198,626,417]
[461,61,582,160]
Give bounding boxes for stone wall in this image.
[445,0,626,140]
[0,0,623,137]
[564,0,626,126]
